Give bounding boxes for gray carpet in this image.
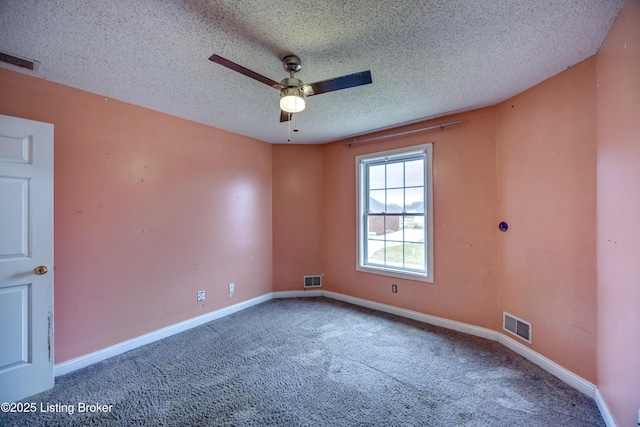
[0,297,604,426]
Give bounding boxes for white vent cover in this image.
[303,275,322,288]
[503,312,532,343]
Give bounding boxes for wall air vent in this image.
[303,275,322,288]
[503,312,532,343]
[0,52,40,71]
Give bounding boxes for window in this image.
[356,143,433,282]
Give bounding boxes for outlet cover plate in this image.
[197,290,205,303]
[229,283,235,293]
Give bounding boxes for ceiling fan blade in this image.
[303,70,372,97]
[280,110,292,122]
[209,54,283,90]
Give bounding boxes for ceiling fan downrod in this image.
[280,55,304,96]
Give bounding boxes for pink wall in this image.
[272,145,323,290]
[0,69,273,363]
[3,7,638,416]
[496,58,598,382]
[596,0,640,425]
[321,108,499,330]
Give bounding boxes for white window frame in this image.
[355,143,434,283]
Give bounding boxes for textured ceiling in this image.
[0,0,625,144]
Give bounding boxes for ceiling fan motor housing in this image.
[280,77,303,89]
[280,85,305,100]
[280,77,305,103]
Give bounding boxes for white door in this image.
[0,114,54,402]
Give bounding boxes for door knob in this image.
[34,266,49,275]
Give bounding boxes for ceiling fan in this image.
[209,54,372,122]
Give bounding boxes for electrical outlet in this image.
[228,282,235,294]
[197,290,205,303]
[392,284,397,293]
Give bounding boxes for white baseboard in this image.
[319,291,597,399]
[595,388,618,427]
[272,290,323,298]
[54,293,273,376]
[318,291,614,423]
[496,333,595,397]
[54,288,600,410]
[322,291,497,341]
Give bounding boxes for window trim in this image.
[355,143,434,283]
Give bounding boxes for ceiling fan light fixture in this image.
[280,88,305,113]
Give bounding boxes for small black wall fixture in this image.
[499,221,509,232]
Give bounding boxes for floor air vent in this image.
[303,275,322,288]
[503,312,532,343]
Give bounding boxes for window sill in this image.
[356,264,433,283]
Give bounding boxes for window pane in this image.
[383,215,402,236]
[367,239,384,265]
[369,190,385,213]
[405,159,424,187]
[367,216,385,238]
[385,241,403,268]
[369,164,385,190]
[405,187,424,213]
[386,162,404,188]
[404,216,425,242]
[386,189,403,213]
[403,242,425,270]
